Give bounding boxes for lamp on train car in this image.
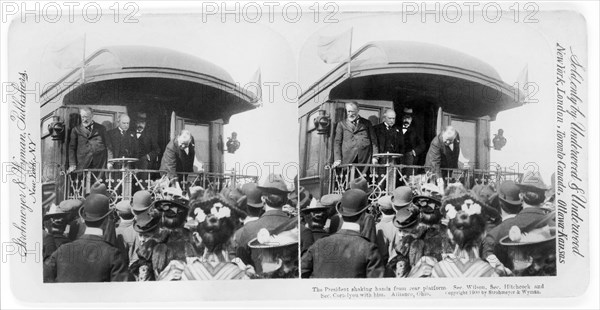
[48,116,65,141]
[314,109,331,135]
[226,132,240,154]
[486,129,507,150]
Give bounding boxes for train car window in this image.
[359,108,381,125]
[450,118,477,165]
[183,122,210,169]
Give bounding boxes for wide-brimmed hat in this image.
[301,198,328,213]
[289,186,312,209]
[115,200,132,214]
[391,186,413,209]
[412,195,441,207]
[336,189,369,217]
[242,183,263,208]
[88,182,108,197]
[377,195,394,212]
[499,211,556,247]
[516,171,548,192]
[442,188,500,222]
[349,177,371,194]
[133,211,160,233]
[79,194,112,222]
[43,204,69,220]
[132,190,153,212]
[258,174,290,195]
[151,199,188,213]
[393,206,420,229]
[320,193,342,208]
[248,227,299,249]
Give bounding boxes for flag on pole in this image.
[516,64,529,101]
[317,28,353,64]
[250,68,262,107]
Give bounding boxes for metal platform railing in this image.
[65,169,258,205]
[329,164,522,203]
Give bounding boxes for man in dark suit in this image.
[400,108,426,166]
[130,116,160,171]
[68,107,109,172]
[159,130,198,180]
[425,126,464,188]
[106,114,138,169]
[332,102,379,167]
[372,109,404,161]
[301,189,384,278]
[44,194,128,282]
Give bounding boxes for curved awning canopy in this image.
[44,46,258,123]
[302,41,524,120]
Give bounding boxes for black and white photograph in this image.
[1,1,598,308]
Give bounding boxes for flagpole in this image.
[81,33,86,83]
[347,27,353,78]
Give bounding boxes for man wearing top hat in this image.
[44,194,128,282]
[68,107,109,173]
[301,189,384,278]
[399,107,426,167]
[130,112,161,171]
[332,101,379,168]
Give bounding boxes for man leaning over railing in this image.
[424,126,470,192]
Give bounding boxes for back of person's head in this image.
[196,215,235,253]
[263,193,287,209]
[448,212,486,250]
[522,190,546,206]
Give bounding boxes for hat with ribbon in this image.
[336,189,369,217]
[43,204,70,220]
[133,210,161,233]
[248,218,299,249]
[258,174,290,195]
[393,206,420,229]
[79,194,112,222]
[242,182,263,209]
[500,211,556,247]
[391,186,413,209]
[516,171,549,192]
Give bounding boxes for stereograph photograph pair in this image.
[1,1,596,307]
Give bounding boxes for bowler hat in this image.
[393,206,420,229]
[391,186,413,209]
[258,174,290,194]
[349,177,370,193]
[133,211,160,233]
[132,191,153,212]
[497,180,522,205]
[89,182,108,197]
[242,183,263,208]
[402,107,414,115]
[377,195,394,212]
[336,189,369,217]
[115,200,132,214]
[79,194,112,222]
[516,171,548,192]
[320,193,342,207]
